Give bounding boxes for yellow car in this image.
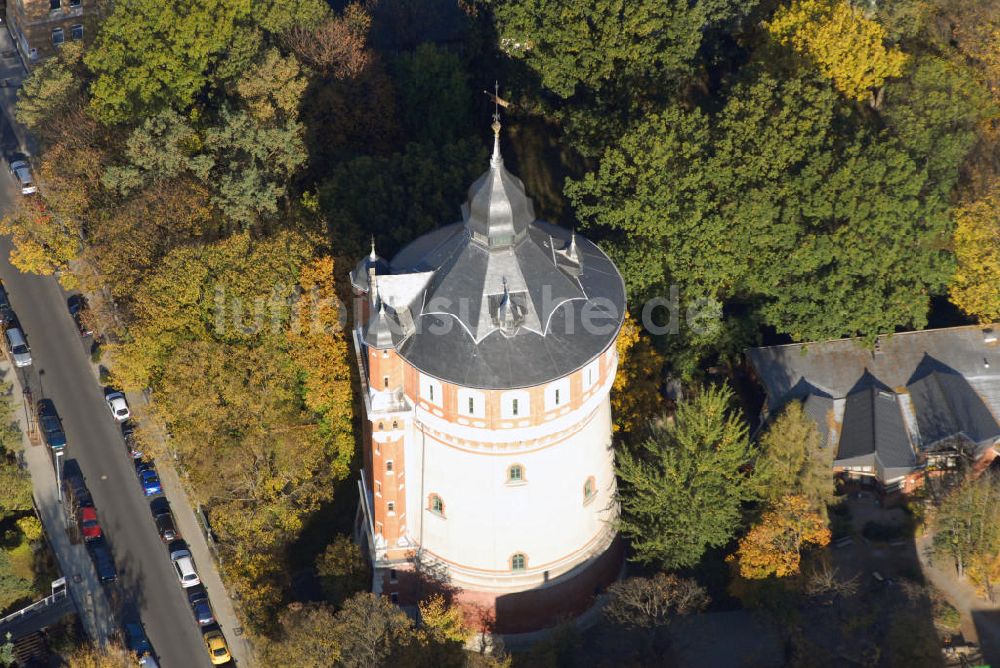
[203,630,231,665]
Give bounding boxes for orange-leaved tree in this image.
[731,494,831,579]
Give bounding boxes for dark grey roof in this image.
[747,326,1000,408]
[907,355,1000,449]
[356,133,626,390]
[802,392,835,450]
[837,373,915,475]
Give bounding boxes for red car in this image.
[78,506,102,541]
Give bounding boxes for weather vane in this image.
[484,82,513,121]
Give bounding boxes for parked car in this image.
[77,505,102,541]
[36,399,66,450]
[8,154,36,195]
[170,548,201,588]
[124,621,153,657]
[202,629,231,665]
[135,460,161,497]
[67,294,93,337]
[61,459,93,515]
[122,421,142,459]
[4,327,31,367]
[153,508,178,542]
[187,587,215,626]
[87,537,117,582]
[105,391,130,422]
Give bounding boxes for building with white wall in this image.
[351,120,626,632]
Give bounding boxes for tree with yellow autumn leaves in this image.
[767,0,908,104]
[612,313,666,437]
[950,180,1000,322]
[730,494,831,579]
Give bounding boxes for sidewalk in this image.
[917,532,1000,664]
[3,361,115,646]
[129,390,255,665]
[0,23,36,156]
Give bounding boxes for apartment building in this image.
[7,0,102,65]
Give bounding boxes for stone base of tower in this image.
[378,537,624,634]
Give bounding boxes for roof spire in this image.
[369,236,377,260]
[498,277,518,334]
[491,81,502,167]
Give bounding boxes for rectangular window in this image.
[69,0,81,6]
[390,592,399,604]
[555,388,560,406]
[383,376,389,389]
[49,0,60,10]
[386,460,393,473]
[389,569,398,583]
[374,481,382,496]
[512,398,518,416]
[429,385,434,401]
[70,24,83,40]
[387,501,395,514]
[51,28,65,45]
[468,397,474,414]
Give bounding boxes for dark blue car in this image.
[36,399,66,450]
[187,587,215,626]
[124,621,153,656]
[135,461,161,496]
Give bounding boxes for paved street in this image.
[7,360,117,645]
[0,193,215,664]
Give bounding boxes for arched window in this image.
[386,460,393,473]
[511,553,527,572]
[507,464,524,483]
[583,476,596,503]
[428,494,445,516]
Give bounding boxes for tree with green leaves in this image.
[15,42,86,139]
[390,44,473,147]
[85,0,251,124]
[753,401,835,512]
[616,384,756,569]
[318,139,485,256]
[491,0,754,99]
[932,473,1000,584]
[567,63,968,347]
[316,537,369,608]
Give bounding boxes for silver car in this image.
[8,158,36,195]
[4,327,31,367]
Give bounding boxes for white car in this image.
[105,392,131,422]
[8,157,36,195]
[4,327,31,367]
[169,549,201,588]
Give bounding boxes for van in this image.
[4,327,31,367]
